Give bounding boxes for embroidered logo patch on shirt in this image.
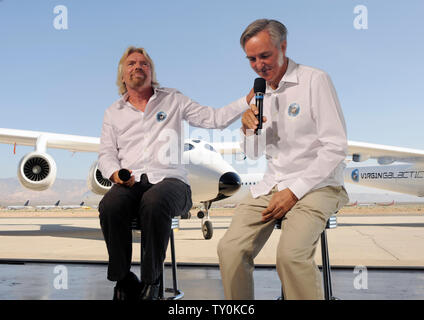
[288,103,300,117]
[351,169,359,182]
[156,111,167,122]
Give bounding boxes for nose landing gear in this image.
[197,201,213,240]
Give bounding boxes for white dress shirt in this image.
[98,87,247,185]
[241,58,348,199]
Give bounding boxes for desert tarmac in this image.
[0,206,423,300]
[0,207,423,267]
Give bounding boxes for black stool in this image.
[275,213,338,300]
[131,216,184,300]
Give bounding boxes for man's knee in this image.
[140,193,169,213]
[139,194,175,227]
[140,183,187,217]
[217,238,227,260]
[277,240,311,269]
[218,237,252,265]
[99,187,132,221]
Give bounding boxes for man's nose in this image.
[253,62,263,71]
[134,64,144,72]
[254,60,265,71]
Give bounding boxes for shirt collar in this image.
[117,87,161,110]
[266,57,298,93]
[281,58,298,84]
[115,93,130,110]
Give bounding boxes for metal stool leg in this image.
[165,228,184,300]
[321,229,333,300]
[170,230,178,293]
[163,219,184,300]
[321,214,338,300]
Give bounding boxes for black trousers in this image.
[98,174,192,283]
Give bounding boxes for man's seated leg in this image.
[138,178,192,300]
[276,186,348,300]
[217,191,276,300]
[99,183,145,300]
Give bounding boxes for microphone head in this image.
[254,77,266,94]
[118,169,131,182]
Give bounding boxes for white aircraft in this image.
[0,128,242,239]
[2,128,424,237]
[217,140,424,198]
[36,200,60,210]
[6,200,32,210]
[212,173,264,207]
[344,164,424,197]
[343,141,424,197]
[61,201,89,210]
[344,201,358,207]
[376,200,395,206]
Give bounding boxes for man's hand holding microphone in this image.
[242,78,267,135]
[110,169,135,187]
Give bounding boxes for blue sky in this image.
[1,0,424,183]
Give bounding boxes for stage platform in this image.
[0,261,423,300]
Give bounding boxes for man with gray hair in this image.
[98,46,249,300]
[217,19,349,300]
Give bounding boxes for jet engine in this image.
[87,161,112,195]
[17,152,57,191]
[377,157,396,165]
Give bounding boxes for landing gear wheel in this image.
[202,220,213,240]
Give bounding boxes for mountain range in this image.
[0,178,423,207]
[0,178,102,206]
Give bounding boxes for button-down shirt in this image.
[98,87,247,185]
[241,58,348,199]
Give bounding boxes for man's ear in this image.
[280,40,287,54]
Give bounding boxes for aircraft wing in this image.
[212,142,242,155]
[212,139,424,164]
[348,140,424,164]
[2,128,424,165]
[0,128,99,153]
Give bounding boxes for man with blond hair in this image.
[98,46,249,300]
[217,19,349,300]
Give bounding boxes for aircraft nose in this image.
[218,172,241,198]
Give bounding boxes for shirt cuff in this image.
[240,127,258,155]
[288,178,311,200]
[240,127,256,139]
[102,166,120,182]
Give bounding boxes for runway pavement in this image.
[0,213,423,268]
[0,213,424,300]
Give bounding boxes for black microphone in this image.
[118,168,131,182]
[254,77,266,135]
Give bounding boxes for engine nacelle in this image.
[87,161,112,195]
[377,157,396,165]
[17,152,57,191]
[352,153,370,162]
